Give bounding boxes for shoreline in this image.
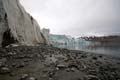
[0,45,120,80]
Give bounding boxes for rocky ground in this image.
[0,45,120,80]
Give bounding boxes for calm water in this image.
[54,44,120,57]
[80,47,120,57]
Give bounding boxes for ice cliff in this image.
[0,0,49,47]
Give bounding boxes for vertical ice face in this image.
[0,0,49,47]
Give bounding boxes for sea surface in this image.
[54,44,120,57]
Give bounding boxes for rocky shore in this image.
[0,45,120,80]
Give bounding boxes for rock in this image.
[70,67,76,72]
[20,74,37,80]
[20,74,29,80]
[99,55,102,58]
[28,77,37,80]
[0,46,120,80]
[9,72,16,76]
[17,55,26,59]
[0,58,7,67]
[56,64,66,69]
[34,53,41,58]
[11,63,17,67]
[0,0,49,47]
[77,78,82,80]
[0,62,2,67]
[6,44,19,48]
[0,58,7,62]
[16,62,25,68]
[68,64,79,70]
[66,68,71,72]
[42,74,48,78]
[85,75,99,80]
[0,67,11,74]
[81,55,87,58]
[92,56,98,60]
[8,52,16,55]
[48,71,55,78]
[56,67,59,71]
[49,78,53,80]
[88,70,97,75]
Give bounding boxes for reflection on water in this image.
[50,35,120,57]
[54,43,120,57]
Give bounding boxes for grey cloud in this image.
[20,0,120,36]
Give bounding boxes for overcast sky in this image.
[20,0,120,37]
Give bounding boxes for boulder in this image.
[0,0,49,47]
[0,67,11,74]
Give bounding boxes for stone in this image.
[8,52,16,55]
[20,74,38,80]
[81,55,87,58]
[34,53,41,57]
[92,56,98,60]
[49,78,53,80]
[16,62,25,68]
[0,58,7,67]
[28,77,37,80]
[57,64,66,69]
[66,68,71,72]
[0,67,10,74]
[0,62,2,67]
[86,75,99,80]
[70,67,76,72]
[20,74,29,80]
[88,70,97,75]
[99,55,102,58]
[56,67,59,71]
[0,0,49,47]
[6,43,19,48]
[9,72,16,76]
[77,78,82,80]
[0,58,7,62]
[48,71,55,78]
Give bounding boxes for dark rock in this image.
[99,55,102,58]
[27,77,37,80]
[56,64,66,69]
[9,72,16,76]
[81,55,87,58]
[16,63,25,68]
[0,67,11,74]
[8,52,16,55]
[88,70,97,75]
[85,75,99,80]
[20,74,29,80]
[6,44,19,48]
[92,56,98,60]
[0,46,120,80]
[0,58,7,66]
[48,72,55,78]
[34,53,41,58]
[66,67,76,72]
[68,64,79,70]
[66,68,71,72]
[70,67,76,72]
[77,78,82,80]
